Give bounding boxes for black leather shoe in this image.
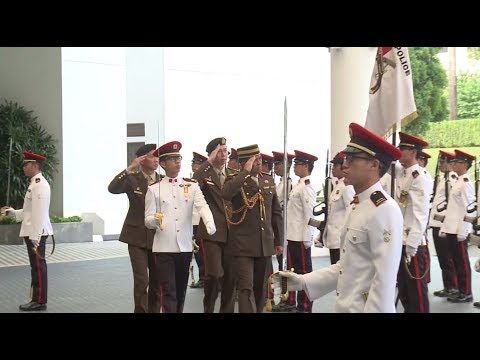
[271,302,296,312]
[433,288,458,297]
[190,279,205,288]
[447,293,473,303]
[473,301,480,308]
[19,301,47,311]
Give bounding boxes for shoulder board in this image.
[304,179,310,185]
[464,178,469,182]
[370,190,387,207]
[183,177,197,183]
[412,170,419,179]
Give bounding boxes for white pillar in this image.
[330,47,377,155]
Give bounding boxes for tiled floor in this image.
[1,240,480,313]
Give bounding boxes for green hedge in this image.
[50,215,83,223]
[0,215,83,225]
[422,118,480,148]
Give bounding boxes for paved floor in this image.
[1,240,480,313]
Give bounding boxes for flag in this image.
[364,47,418,138]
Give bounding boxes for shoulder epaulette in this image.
[304,179,310,185]
[412,170,419,179]
[183,177,198,183]
[464,177,469,182]
[370,190,387,207]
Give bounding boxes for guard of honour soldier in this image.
[6,129,480,313]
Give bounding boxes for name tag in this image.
[134,190,143,195]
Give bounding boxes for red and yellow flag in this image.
[364,47,418,138]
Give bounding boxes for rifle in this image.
[312,150,332,236]
[430,155,441,204]
[467,160,479,214]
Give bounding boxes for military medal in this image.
[180,183,191,197]
[398,190,408,208]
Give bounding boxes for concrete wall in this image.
[61,48,127,234]
[0,47,63,216]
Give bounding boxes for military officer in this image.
[440,149,476,303]
[108,143,161,313]
[281,149,318,313]
[190,151,208,288]
[272,151,295,211]
[2,151,54,311]
[317,152,355,265]
[270,151,295,312]
[227,148,240,171]
[261,153,274,176]
[277,122,403,313]
[428,150,459,297]
[395,132,432,313]
[145,141,216,313]
[222,144,283,313]
[192,137,237,313]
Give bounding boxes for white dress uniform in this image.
[145,176,215,253]
[429,171,457,228]
[440,173,475,238]
[12,172,53,241]
[395,163,432,249]
[286,175,316,247]
[302,182,403,312]
[322,178,355,249]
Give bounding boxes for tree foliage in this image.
[403,47,448,135]
[467,47,480,61]
[0,100,59,209]
[457,71,480,119]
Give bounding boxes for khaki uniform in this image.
[222,169,283,313]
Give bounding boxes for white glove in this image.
[439,231,447,238]
[406,245,417,258]
[303,239,313,249]
[276,271,305,292]
[205,222,216,235]
[1,206,15,216]
[475,258,480,273]
[457,235,467,242]
[314,233,323,248]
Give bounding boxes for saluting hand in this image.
[126,155,148,173]
[244,156,256,172]
[208,144,220,165]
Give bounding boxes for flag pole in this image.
[282,96,288,268]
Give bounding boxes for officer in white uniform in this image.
[395,132,432,313]
[145,141,216,313]
[428,150,459,297]
[190,151,208,288]
[317,152,355,265]
[285,149,318,313]
[276,122,403,313]
[440,149,476,303]
[270,151,295,312]
[2,151,53,311]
